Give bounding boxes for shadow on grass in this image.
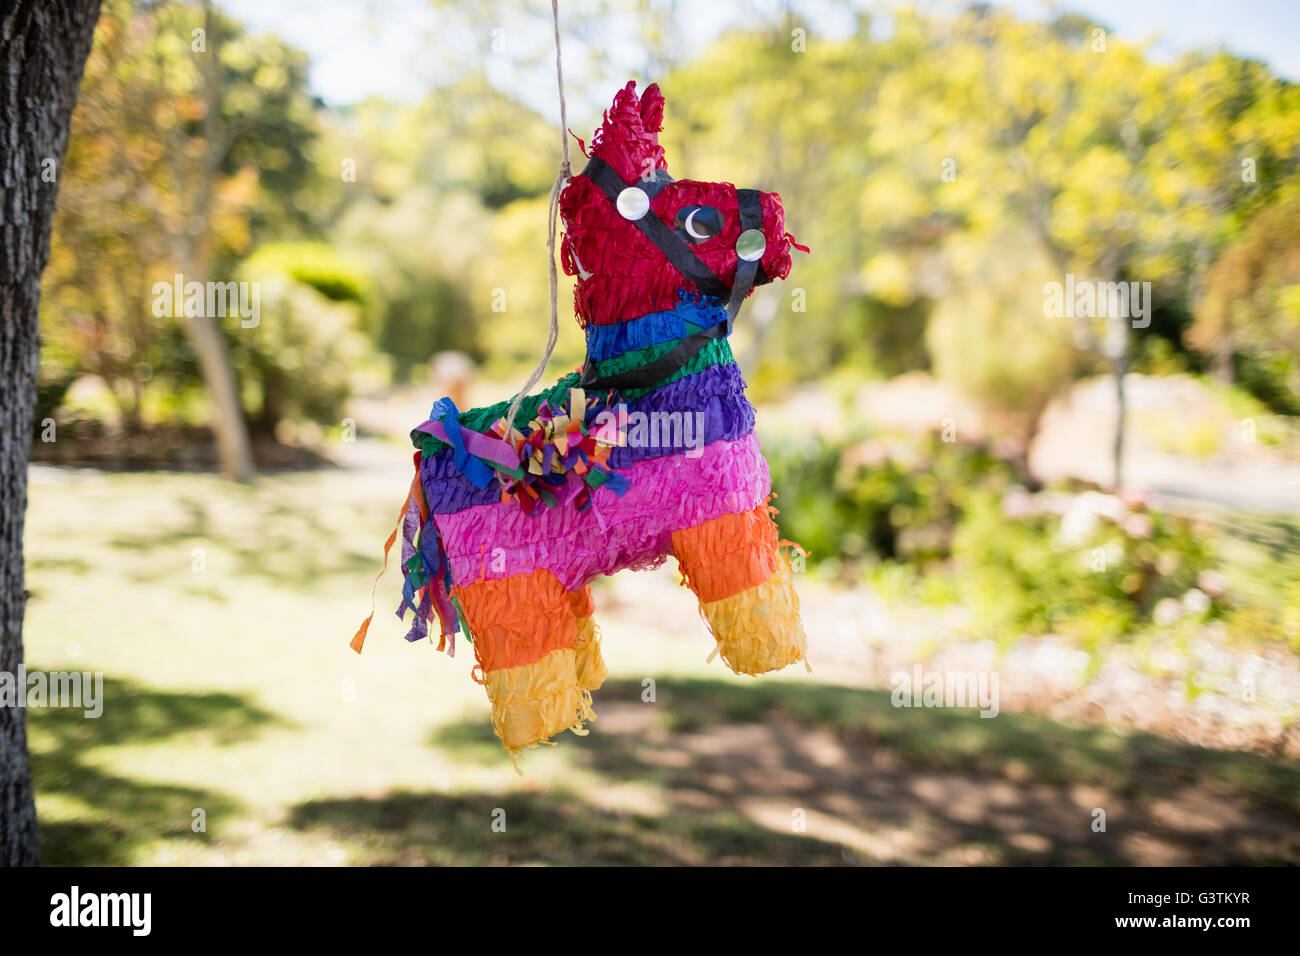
[607,678,1300,814]
[288,789,852,866]
[29,673,282,865]
[428,676,1300,865]
[103,493,379,591]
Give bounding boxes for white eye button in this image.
[736,229,766,262]
[616,186,650,220]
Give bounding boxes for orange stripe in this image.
[453,569,582,671]
[671,503,780,604]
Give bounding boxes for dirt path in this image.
[576,694,1300,865]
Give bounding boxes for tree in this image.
[41,0,323,473]
[174,0,255,479]
[1193,188,1300,414]
[0,0,102,867]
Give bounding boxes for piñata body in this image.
[355,81,809,756]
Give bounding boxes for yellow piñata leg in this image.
[672,504,807,675]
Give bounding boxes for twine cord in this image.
[501,0,572,448]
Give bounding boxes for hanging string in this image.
[500,0,572,447]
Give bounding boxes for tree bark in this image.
[0,0,102,866]
[180,0,255,481]
[1106,311,1129,493]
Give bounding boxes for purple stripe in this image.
[419,362,751,515]
[434,432,770,591]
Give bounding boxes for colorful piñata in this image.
[353,81,810,756]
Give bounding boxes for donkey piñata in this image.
[353,81,809,756]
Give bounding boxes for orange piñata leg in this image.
[453,570,601,753]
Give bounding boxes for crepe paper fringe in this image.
[418,362,755,515]
[698,562,807,677]
[486,386,631,516]
[383,452,462,653]
[583,292,726,361]
[586,80,666,189]
[412,336,739,464]
[483,645,597,753]
[671,502,783,604]
[414,390,633,517]
[572,617,608,691]
[436,432,771,592]
[349,467,423,655]
[451,568,590,672]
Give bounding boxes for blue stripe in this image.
[584,293,726,361]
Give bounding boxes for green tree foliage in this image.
[1193,188,1300,414]
[227,271,371,434]
[41,0,323,428]
[661,8,1300,434]
[42,1,1300,440]
[233,244,374,433]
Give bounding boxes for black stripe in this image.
[579,323,727,391]
[581,156,732,301]
[724,188,763,333]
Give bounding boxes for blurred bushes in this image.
[953,492,1213,653]
[769,432,1013,570]
[766,431,1233,650]
[332,188,487,380]
[228,271,372,434]
[243,242,372,304]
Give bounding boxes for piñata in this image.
[353,81,810,756]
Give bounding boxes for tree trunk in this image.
[181,0,255,481]
[1106,311,1129,493]
[0,0,102,867]
[1214,326,1234,385]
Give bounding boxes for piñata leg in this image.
[452,569,600,752]
[568,584,608,693]
[671,502,806,675]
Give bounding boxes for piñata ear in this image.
[608,80,640,124]
[589,80,667,183]
[639,83,665,133]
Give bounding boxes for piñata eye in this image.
[736,228,765,262]
[675,205,723,243]
[616,186,650,220]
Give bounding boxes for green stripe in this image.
[414,336,736,456]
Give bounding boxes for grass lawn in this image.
[22,461,1300,865]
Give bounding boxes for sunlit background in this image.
[27,0,1300,865]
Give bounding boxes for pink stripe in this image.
[435,433,770,591]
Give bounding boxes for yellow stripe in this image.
[573,617,608,691]
[483,645,595,752]
[699,564,806,676]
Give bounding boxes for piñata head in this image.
[560,81,797,328]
